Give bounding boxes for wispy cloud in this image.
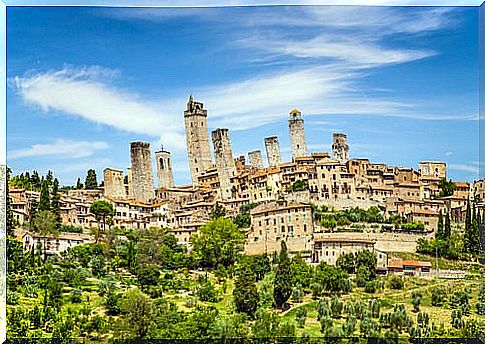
[11,66,186,151]
[8,139,109,159]
[448,163,479,175]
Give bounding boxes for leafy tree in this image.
[251,308,281,339]
[196,275,219,302]
[234,202,258,228]
[85,169,98,189]
[105,290,121,316]
[118,289,157,339]
[449,290,471,315]
[313,262,350,294]
[336,252,356,274]
[291,283,304,303]
[291,253,313,288]
[330,294,343,318]
[191,217,244,269]
[246,254,271,281]
[439,178,456,197]
[289,179,309,192]
[136,264,160,289]
[89,200,115,243]
[210,202,226,219]
[233,262,259,318]
[32,210,59,261]
[388,275,404,290]
[273,241,292,309]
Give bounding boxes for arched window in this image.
[159,158,164,169]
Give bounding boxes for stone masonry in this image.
[332,133,349,163]
[264,136,282,167]
[288,108,307,160]
[184,95,213,184]
[155,149,175,189]
[130,141,155,202]
[248,150,264,169]
[212,128,236,199]
[103,168,126,199]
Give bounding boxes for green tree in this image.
[336,252,356,274]
[273,241,292,309]
[50,178,61,229]
[444,212,451,240]
[210,202,226,219]
[295,307,307,328]
[6,167,16,236]
[431,287,446,306]
[38,180,51,211]
[464,199,480,254]
[191,217,244,269]
[89,200,115,243]
[290,179,309,192]
[118,289,157,339]
[313,262,351,294]
[85,169,98,189]
[411,291,423,312]
[439,178,456,197]
[76,177,83,189]
[436,210,444,240]
[233,262,259,318]
[32,210,59,261]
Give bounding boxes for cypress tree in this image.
[85,169,98,189]
[51,178,62,229]
[233,261,259,318]
[30,170,41,190]
[76,177,83,189]
[45,170,53,188]
[273,241,292,309]
[464,199,480,255]
[38,180,51,211]
[436,210,444,240]
[444,213,451,240]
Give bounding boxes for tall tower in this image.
[288,108,307,160]
[248,150,264,169]
[264,136,282,167]
[212,128,236,199]
[155,148,175,189]
[332,133,349,163]
[184,95,212,185]
[130,141,155,202]
[103,168,126,199]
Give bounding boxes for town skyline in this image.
[6,6,479,185]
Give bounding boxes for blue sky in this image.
[6,5,479,186]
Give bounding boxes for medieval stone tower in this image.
[332,133,349,163]
[264,136,282,167]
[212,128,236,199]
[184,95,213,185]
[155,148,175,189]
[103,168,126,199]
[288,108,307,160]
[127,167,133,197]
[130,141,155,202]
[248,150,264,169]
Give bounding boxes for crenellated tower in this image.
[130,141,155,202]
[212,128,236,199]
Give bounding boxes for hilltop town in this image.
[9,95,484,266]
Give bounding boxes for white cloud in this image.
[448,163,479,175]
[11,66,186,151]
[8,139,109,160]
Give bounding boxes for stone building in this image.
[212,128,237,199]
[155,148,175,189]
[103,167,126,199]
[312,237,388,270]
[184,95,213,184]
[264,136,282,167]
[245,200,314,256]
[127,167,133,197]
[288,108,307,160]
[248,150,264,169]
[419,161,446,180]
[130,141,155,203]
[332,133,349,163]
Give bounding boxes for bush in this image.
[196,277,219,303]
[70,288,83,303]
[364,281,378,293]
[431,287,446,306]
[388,275,404,290]
[295,307,307,328]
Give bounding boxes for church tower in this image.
[155,147,175,189]
[288,108,307,160]
[184,95,212,184]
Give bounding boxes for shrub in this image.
[364,280,378,293]
[388,275,404,290]
[70,288,83,303]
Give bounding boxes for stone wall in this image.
[264,136,282,167]
[130,141,155,202]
